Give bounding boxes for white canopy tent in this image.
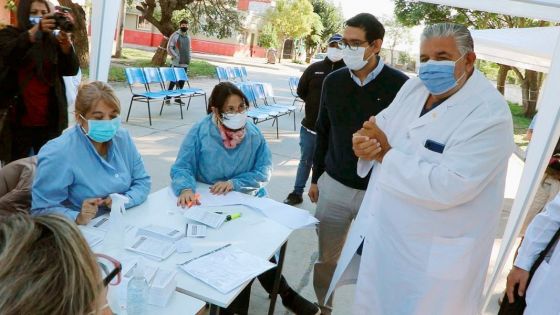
[471,26,559,73]
[89,0,120,82]
[421,0,560,312]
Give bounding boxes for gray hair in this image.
[421,23,474,55]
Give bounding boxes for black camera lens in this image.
[53,12,74,32]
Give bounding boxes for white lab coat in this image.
[327,70,515,315]
[514,193,560,315]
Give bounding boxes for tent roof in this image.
[471,26,559,72]
[419,0,560,22]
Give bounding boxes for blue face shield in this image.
[80,115,121,143]
[418,54,466,95]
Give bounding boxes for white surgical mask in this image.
[342,47,374,71]
[326,47,343,62]
[221,112,247,130]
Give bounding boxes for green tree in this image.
[394,0,550,117]
[257,23,278,49]
[303,0,343,63]
[381,17,411,66]
[265,0,319,62]
[136,0,243,66]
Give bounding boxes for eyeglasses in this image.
[96,253,122,287]
[224,103,248,115]
[337,39,371,51]
[328,42,340,48]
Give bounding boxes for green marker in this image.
[226,213,241,221]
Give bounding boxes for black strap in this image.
[528,226,560,282]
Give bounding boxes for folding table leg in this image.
[268,241,287,315]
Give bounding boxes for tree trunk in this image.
[113,0,127,58]
[496,64,510,95]
[277,38,286,63]
[151,37,169,66]
[523,70,539,117]
[58,0,89,68]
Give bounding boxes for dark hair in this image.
[17,0,51,30]
[179,19,188,25]
[207,82,250,115]
[345,13,385,43]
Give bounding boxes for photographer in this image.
[0,0,79,162]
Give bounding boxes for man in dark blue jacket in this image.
[309,13,409,315]
[284,34,346,206]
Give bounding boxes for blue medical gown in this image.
[32,125,151,221]
[170,115,272,196]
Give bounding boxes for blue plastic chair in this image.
[125,67,174,125]
[288,77,304,110]
[158,67,196,119]
[237,83,281,138]
[173,67,208,112]
[216,67,229,82]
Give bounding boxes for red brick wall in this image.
[124,29,267,58]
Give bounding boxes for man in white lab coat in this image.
[329,23,515,315]
[505,193,560,315]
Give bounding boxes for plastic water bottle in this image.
[127,265,148,315]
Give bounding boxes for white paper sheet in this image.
[183,207,227,229]
[126,236,176,261]
[243,198,319,230]
[175,238,193,253]
[186,224,207,238]
[180,246,275,293]
[88,215,111,231]
[79,226,106,247]
[137,224,183,241]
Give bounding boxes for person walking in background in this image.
[0,0,79,162]
[283,34,346,206]
[309,13,408,315]
[166,19,192,105]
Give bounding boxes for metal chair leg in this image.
[126,98,133,122]
[159,100,165,116]
[147,100,152,126]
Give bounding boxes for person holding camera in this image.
[0,0,79,162]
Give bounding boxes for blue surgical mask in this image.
[80,115,121,143]
[418,54,466,95]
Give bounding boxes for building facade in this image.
[124,0,273,58]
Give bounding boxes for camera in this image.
[53,6,74,32]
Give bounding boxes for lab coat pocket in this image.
[419,147,444,164]
[427,236,474,280]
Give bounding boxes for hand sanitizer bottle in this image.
[126,264,148,315]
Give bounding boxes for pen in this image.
[180,243,232,265]
[187,193,201,208]
[226,213,241,221]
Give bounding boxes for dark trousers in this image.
[11,126,59,161]
[168,65,189,91]
[221,261,290,314]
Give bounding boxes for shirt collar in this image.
[349,56,385,87]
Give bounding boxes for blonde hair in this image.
[0,214,103,314]
[75,81,121,116]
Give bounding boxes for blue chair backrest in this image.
[253,83,266,100]
[216,67,228,81]
[226,67,235,80]
[289,77,299,87]
[125,67,147,85]
[237,83,257,104]
[143,67,163,84]
[233,67,243,80]
[240,67,248,79]
[173,67,188,82]
[159,67,177,83]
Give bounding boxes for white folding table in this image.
[96,187,293,315]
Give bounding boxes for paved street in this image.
[103,55,524,314]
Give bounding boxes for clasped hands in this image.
[352,116,391,163]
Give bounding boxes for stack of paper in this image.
[137,224,183,242]
[180,246,275,293]
[147,269,177,307]
[126,236,176,261]
[183,207,227,229]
